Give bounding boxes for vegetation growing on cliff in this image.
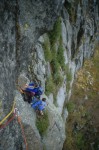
[44,17,72,100]
[44,17,64,100]
[63,46,99,150]
[57,36,65,71]
[42,36,52,62]
[48,17,61,45]
[36,111,49,136]
[45,76,55,95]
[65,64,72,92]
[49,17,63,87]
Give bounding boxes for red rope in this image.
[17,116,28,150]
[0,114,15,130]
[0,111,28,150]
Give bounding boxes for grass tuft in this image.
[36,111,49,136]
[45,76,55,95]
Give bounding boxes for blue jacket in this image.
[31,97,39,106]
[31,100,47,111]
[25,86,43,96]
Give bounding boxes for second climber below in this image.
[31,97,47,116]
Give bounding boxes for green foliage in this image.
[66,71,72,81]
[51,44,57,59]
[65,64,72,82]
[36,111,49,136]
[57,37,65,71]
[48,17,61,45]
[51,59,63,86]
[66,101,75,112]
[53,73,63,86]
[45,76,55,95]
[66,82,71,93]
[43,145,46,150]
[63,47,99,150]
[76,133,85,149]
[43,17,65,98]
[42,38,52,62]
[88,91,97,99]
[51,59,60,74]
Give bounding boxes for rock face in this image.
[16,0,64,72]
[0,0,98,150]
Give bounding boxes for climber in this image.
[20,82,43,103]
[22,82,44,97]
[31,96,39,105]
[31,98,47,116]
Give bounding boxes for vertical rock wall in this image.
[0,0,64,150]
[0,0,98,150]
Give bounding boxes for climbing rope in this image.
[0,100,16,125]
[13,108,28,150]
[17,116,28,150]
[0,114,15,130]
[0,101,28,150]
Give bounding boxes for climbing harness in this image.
[0,101,28,150]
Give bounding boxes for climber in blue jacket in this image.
[20,82,43,103]
[23,82,44,97]
[31,98,47,115]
